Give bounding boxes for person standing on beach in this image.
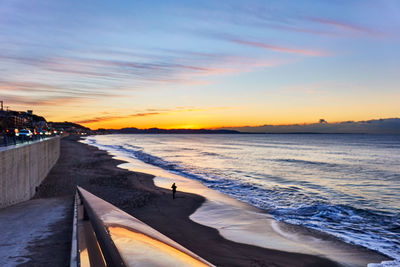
[171,183,177,199]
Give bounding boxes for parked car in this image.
[5,128,17,137]
[16,129,33,138]
[36,129,46,135]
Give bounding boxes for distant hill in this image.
[109,127,240,134]
[220,118,400,134]
[49,121,91,131]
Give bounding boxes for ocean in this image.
[84,134,400,263]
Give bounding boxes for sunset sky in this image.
[1,0,399,129]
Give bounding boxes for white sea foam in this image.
[368,260,400,267]
[82,134,400,263]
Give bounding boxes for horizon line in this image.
[63,117,400,131]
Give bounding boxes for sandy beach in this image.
[32,136,390,266]
[3,1,399,266]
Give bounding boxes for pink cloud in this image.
[0,80,119,98]
[231,39,328,56]
[74,112,162,124]
[2,95,82,106]
[73,107,208,124]
[307,17,380,36]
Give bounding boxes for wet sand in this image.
[32,136,390,266]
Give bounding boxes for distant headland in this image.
[36,118,400,135]
[92,118,400,135]
[219,118,400,135]
[96,127,242,134]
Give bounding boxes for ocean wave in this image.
[128,151,400,260]
[107,144,224,186]
[368,260,400,267]
[269,203,400,260]
[201,151,222,157]
[273,158,339,168]
[83,135,400,261]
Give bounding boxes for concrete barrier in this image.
[0,137,60,208]
[75,186,214,266]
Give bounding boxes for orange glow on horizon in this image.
[20,94,400,131]
[70,108,327,130]
[75,116,394,130]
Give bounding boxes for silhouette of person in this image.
[171,183,177,199]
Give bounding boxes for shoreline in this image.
[82,135,392,267]
[111,150,391,266]
[35,136,389,266]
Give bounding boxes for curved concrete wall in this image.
[0,137,60,208]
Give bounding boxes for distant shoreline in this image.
[97,131,398,135]
[66,136,341,266]
[84,134,394,266]
[55,118,400,135]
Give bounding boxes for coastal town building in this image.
[0,108,47,133]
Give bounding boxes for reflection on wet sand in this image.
[109,227,209,267]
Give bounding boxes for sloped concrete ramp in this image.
[0,197,69,266]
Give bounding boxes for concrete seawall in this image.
[0,137,60,208]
